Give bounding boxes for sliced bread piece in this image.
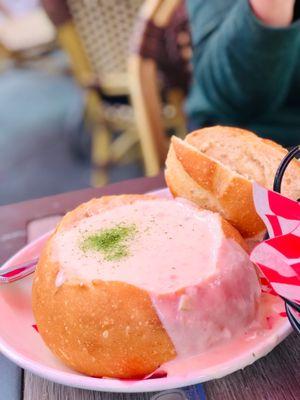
[165,126,300,238]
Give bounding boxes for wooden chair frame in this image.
[128,0,184,176]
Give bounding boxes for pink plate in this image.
[0,189,292,392]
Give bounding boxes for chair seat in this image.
[81,72,129,97]
[100,72,129,96]
[0,9,55,52]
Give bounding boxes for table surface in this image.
[0,175,299,400]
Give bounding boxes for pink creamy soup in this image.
[52,199,222,292]
[157,293,285,378]
[51,198,261,358]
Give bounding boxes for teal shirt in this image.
[186,0,300,146]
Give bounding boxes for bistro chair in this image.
[42,0,144,186]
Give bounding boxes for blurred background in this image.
[0,0,191,205]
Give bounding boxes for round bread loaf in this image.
[165,126,300,238]
[32,194,260,378]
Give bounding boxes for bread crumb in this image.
[102,330,109,339]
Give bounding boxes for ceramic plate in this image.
[0,189,292,392]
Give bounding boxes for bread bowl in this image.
[165,126,300,238]
[32,194,260,379]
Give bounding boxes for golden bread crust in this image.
[166,136,265,237]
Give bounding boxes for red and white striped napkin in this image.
[250,183,300,305]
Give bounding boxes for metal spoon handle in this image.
[0,257,39,284]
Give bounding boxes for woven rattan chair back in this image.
[67,0,143,79]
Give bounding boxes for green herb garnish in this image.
[81,223,137,261]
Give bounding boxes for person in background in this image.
[186,0,300,146]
